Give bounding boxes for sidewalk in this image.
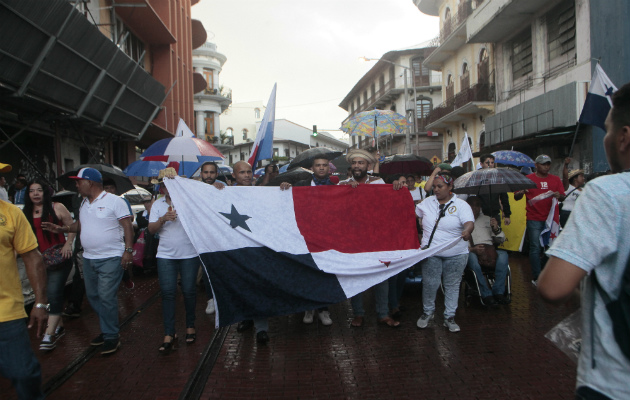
[1,254,579,399]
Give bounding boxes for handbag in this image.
[42,243,69,270]
[132,229,146,267]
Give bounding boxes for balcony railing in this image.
[426,83,495,125]
[429,0,480,48]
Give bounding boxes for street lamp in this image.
[360,57,418,154]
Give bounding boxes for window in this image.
[461,62,470,89]
[370,83,375,99]
[226,127,233,136]
[273,148,279,157]
[204,112,214,136]
[203,69,214,93]
[254,108,261,119]
[229,154,233,165]
[443,8,452,37]
[448,142,456,162]
[242,129,248,140]
[240,152,245,161]
[547,0,576,67]
[512,27,533,81]
[285,149,290,158]
[113,16,145,67]
[478,48,490,84]
[446,74,454,100]
[416,98,432,130]
[412,57,430,86]
[479,131,486,150]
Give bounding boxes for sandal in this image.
[378,316,401,328]
[185,328,196,344]
[158,335,178,355]
[350,316,364,327]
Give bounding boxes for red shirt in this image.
[33,215,66,252]
[524,173,565,221]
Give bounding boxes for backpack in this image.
[592,254,630,363]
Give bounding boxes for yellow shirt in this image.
[0,201,38,322]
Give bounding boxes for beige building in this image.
[414,0,495,168]
[339,46,443,161]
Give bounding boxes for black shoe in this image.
[494,294,511,305]
[90,333,105,346]
[62,303,81,318]
[256,331,269,345]
[101,339,121,355]
[482,296,498,306]
[237,320,254,332]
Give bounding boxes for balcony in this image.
[423,0,477,70]
[467,0,560,43]
[425,83,495,129]
[197,87,232,112]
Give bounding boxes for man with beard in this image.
[339,149,402,327]
[200,161,226,189]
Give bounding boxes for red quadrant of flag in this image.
[292,185,420,254]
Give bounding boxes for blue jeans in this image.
[0,318,44,400]
[83,257,123,341]
[466,250,509,298]
[526,220,547,280]
[47,259,73,315]
[421,254,468,319]
[388,270,407,310]
[351,280,389,319]
[157,257,198,336]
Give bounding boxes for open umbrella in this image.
[58,163,135,194]
[340,109,408,149]
[379,154,432,175]
[124,160,167,177]
[492,150,535,168]
[453,167,536,216]
[288,148,342,169]
[140,137,224,177]
[330,154,351,174]
[266,167,313,186]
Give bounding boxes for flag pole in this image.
[568,121,581,158]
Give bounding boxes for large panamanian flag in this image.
[247,83,277,167]
[578,64,617,131]
[164,177,459,327]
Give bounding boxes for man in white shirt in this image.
[43,168,133,355]
[0,164,9,202]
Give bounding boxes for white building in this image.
[192,42,232,142]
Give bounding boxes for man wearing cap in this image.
[339,149,402,327]
[43,167,134,354]
[0,162,48,399]
[514,155,565,285]
[560,158,585,227]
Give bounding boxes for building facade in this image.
[414,0,630,174]
[0,0,205,186]
[192,41,231,143]
[339,46,443,162]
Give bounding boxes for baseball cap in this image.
[0,162,12,173]
[69,167,102,183]
[535,154,552,164]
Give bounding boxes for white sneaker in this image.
[303,310,315,324]
[318,311,333,326]
[443,317,461,333]
[205,299,215,315]
[416,313,434,329]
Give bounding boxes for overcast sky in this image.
[191,0,439,139]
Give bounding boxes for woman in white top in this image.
[148,172,199,354]
[560,169,584,227]
[415,172,474,333]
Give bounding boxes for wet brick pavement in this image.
[1,253,579,399]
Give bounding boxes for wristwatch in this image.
[125,247,134,253]
[35,303,50,312]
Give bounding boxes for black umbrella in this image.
[379,154,432,175]
[288,148,342,169]
[266,167,313,186]
[330,154,351,174]
[58,163,135,194]
[453,167,537,217]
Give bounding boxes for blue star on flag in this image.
[605,85,614,97]
[220,205,252,232]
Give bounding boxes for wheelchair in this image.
[461,260,512,306]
